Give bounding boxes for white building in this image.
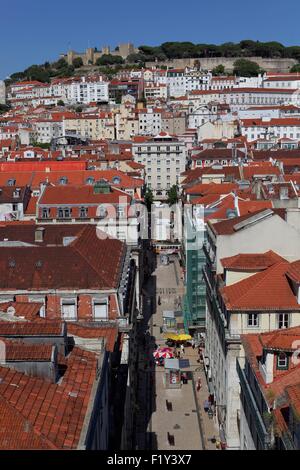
[263,75,300,89]
[64,77,109,104]
[204,208,300,449]
[33,119,64,144]
[240,117,300,141]
[132,132,186,199]
[137,108,162,135]
[167,69,212,97]
[144,84,168,101]
[224,88,297,111]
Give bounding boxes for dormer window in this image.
[112,176,121,185]
[7,179,16,187]
[42,208,50,219]
[277,352,288,370]
[13,188,21,198]
[79,207,88,218]
[86,177,95,185]
[59,177,68,185]
[58,207,71,219]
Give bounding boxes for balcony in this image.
[236,358,270,449]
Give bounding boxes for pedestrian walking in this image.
[180,344,185,355]
[177,350,181,359]
[191,339,195,349]
[197,377,202,391]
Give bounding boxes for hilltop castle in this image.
[60,43,138,65]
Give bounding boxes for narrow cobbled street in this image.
[135,251,220,450]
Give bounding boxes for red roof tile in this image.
[221,262,300,311]
[221,250,286,271]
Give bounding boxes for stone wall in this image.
[145,57,297,73]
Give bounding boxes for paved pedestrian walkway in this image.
[146,255,220,450]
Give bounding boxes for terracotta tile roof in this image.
[221,262,300,311]
[191,194,221,206]
[0,161,86,172]
[0,321,64,337]
[252,149,300,161]
[285,384,300,416]
[0,302,43,320]
[4,341,54,361]
[0,345,99,449]
[241,329,300,406]
[0,395,55,449]
[191,149,245,160]
[182,166,241,185]
[0,225,125,290]
[238,199,273,215]
[221,250,286,271]
[24,196,38,216]
[259,327,300,351]
[203,195,273,222]
[0,186,28,204]
[286,260,300,284]
[67,323,118,352]
[186,182,238,196]
[242,165,281,179]
[39,184,131,205]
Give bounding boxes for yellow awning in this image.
[164,333,192,341]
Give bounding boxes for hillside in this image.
[6,40,300,84]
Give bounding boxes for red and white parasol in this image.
[153,347,174,359]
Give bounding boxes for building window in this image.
[86,177,95,185]
[247,313,259,328]
[58,207,71,219]
[277,352,288,370]
[42,208,50,219]
[61,299,77,320]
[277,313,289,329]
[79,207,88,218]
[93,300,108,320]
[59,177,68,185]
[117,206,125,218]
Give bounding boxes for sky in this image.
[1,0,300,79]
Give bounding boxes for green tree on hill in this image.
[290,64,300,73]
[233,59,262,77]
[212,64,225,76]
[72,57,83,68]
[96,54,124,66]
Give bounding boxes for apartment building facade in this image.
[132,132,187,199]
[203,209,300,449]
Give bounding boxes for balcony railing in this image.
[236,358,270,449]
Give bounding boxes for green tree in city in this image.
[212,64,225,76]
[144,187,154,211]
[233,59,261,77]
[31,142,51,149]
[57,100,65,106]
[167,185,179,206]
